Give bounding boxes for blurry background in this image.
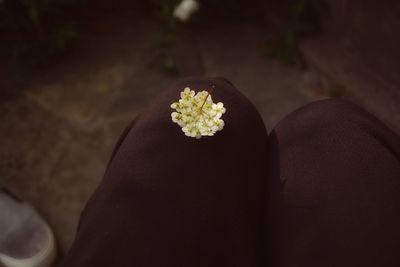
[0,0,399,263]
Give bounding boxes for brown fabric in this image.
[61,77,272,267]
[61,78,400,267]
[269,99,400,266]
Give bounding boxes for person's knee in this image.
[270,100,400,267]
[136,76,267,141]
[274,99,381,140]
[105,76,269,185]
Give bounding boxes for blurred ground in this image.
[0,1,399,264]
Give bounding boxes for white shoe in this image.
[0,188,56,267]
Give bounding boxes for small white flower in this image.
[173,0,200,22]
[170,87,226,138]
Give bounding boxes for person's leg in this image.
[61,77,272,267]
[269,99,400,266]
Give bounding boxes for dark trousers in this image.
[61,77,400,267]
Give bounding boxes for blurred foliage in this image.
[0,0,83,67]
[264,0,329,66]
[152,0,181,75]
[151,0,259,74]
[0,0,328,73]
[154,30,178,75]
[153,0,180,31]
[151,0,328,72]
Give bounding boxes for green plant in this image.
[154,30,178,75]
[0,0,82,67]
[154,0,181,31]
[264,0,328,66]
[152,0,181,74]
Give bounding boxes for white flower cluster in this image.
[171,87,226,138]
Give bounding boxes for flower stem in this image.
[199,85,215,112]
